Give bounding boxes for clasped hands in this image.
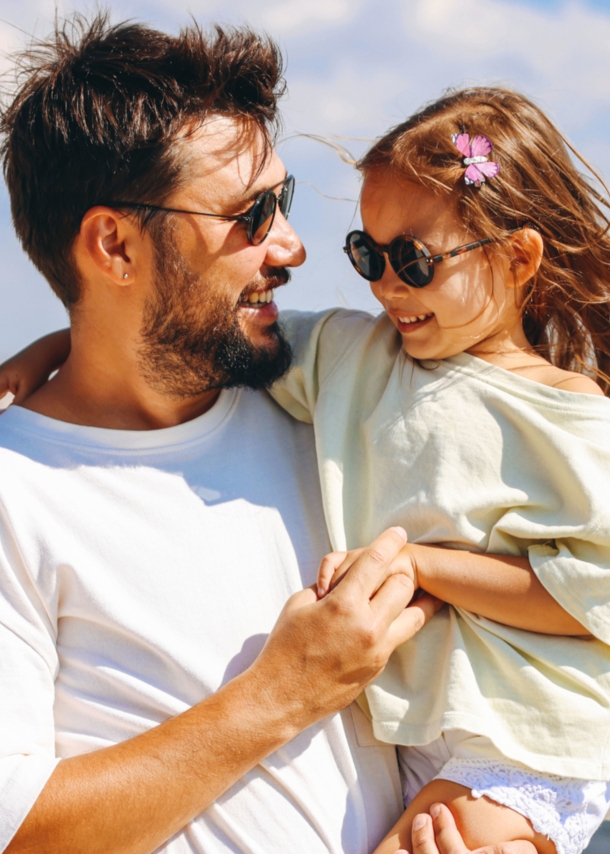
[317,526,420,600]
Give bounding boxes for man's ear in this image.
[78,206,141,285]
[506,227,544,289]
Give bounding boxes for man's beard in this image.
[138,227,293,398]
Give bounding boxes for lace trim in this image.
[437,757,607,854]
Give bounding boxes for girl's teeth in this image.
[398,314,431,324]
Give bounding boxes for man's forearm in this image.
[7,670,299,854]
[8,529,440,854]
[412,545,590,636]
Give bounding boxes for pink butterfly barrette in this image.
[452,133,500,187]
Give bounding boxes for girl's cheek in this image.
[369,282,386,308]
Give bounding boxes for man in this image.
[0,15,535,854]
[0,16,440,854]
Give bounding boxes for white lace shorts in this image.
[398,730,610,854]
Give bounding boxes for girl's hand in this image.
[317,528,419,599]
[0,329,71,406]
[408,803,537,854]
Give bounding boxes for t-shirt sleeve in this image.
[485,412,610,645]
[528,538,610,644]
[0,514,60,849]
[270,309,374,423]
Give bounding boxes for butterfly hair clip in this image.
[452,133,500,187]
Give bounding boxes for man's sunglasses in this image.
[344,229,494,288]
[100,175,295,246]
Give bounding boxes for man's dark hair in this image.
[1,13,285,306]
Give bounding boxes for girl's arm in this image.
[318,543,590,636]
[412,544,590,636]
[0,329,71,404]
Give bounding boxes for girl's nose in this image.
[375,265,412,300]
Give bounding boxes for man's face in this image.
[138,117,306,397]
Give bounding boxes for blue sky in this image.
[1,0,609,360]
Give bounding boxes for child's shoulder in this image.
[478,349,606,398]
[516,363,605,397]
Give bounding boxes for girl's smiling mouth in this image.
[393,312,434,333]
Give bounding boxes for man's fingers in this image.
[411,812,441,854]
[410,804,539,854]
[338,527,407,597]
[370,571,416,620]
[429,804,468,854]
[384,593,444,649]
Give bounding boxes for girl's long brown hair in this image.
[359,87,610,394]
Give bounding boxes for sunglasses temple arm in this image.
[429,237,494,265]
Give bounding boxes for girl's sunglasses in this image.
[101,175,295,246]
[344,229,493,288]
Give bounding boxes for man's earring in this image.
[123,273,129,279]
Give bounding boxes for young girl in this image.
[2,87,610,854]
[272,86,610,854]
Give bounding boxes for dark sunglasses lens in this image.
[346,232,385,281]
[278,176,295,219]
[390,239,431,287]
[251,190,277,245]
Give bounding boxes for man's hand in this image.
[408,804,537,854]
[248,527,441,735]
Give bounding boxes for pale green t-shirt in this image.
[271,309,610,781]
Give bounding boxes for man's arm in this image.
[7,528,441,854]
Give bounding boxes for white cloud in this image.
[259,0,365,34]
[284,62,409,135]
[410,0,610,101]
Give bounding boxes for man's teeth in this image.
[246,289,275,305]
[398,314,432,324]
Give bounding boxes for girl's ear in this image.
[506,227,544,289]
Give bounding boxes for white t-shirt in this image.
[0,388,403,853]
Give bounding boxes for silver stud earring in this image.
[123,273,129,279]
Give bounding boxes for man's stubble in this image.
[138,221,293,398]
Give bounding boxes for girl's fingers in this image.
[317,551,348,597]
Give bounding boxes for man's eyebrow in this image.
[235,173,289,208]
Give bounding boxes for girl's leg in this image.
[373,778,557,854]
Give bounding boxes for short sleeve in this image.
[271,309,375,423]
[485,411,610,645]
[0,507,60,850]
[528,538,610,643]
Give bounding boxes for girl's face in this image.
[361,172,517,361]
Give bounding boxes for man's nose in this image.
[264,211,306,268]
